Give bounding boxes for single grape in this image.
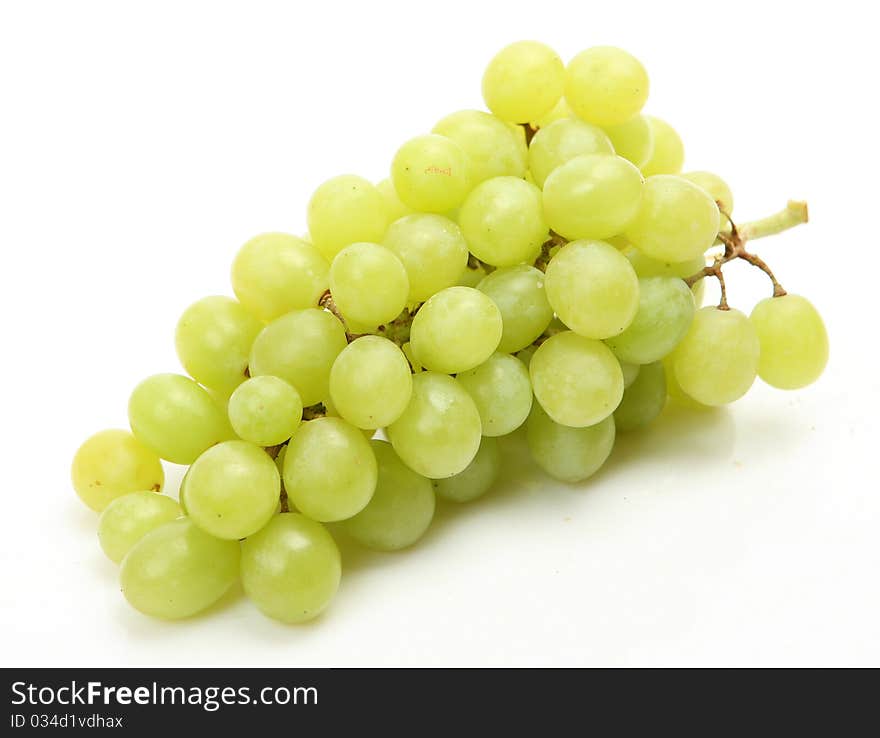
[329,242,409,328]
[614,361,667,432]
[543,154,644,241]
[545,240,640,339]
[329,336,413,429]
[409,286,503,374]
[71,429,165,512]
[387,372,482,478]
[248,308,347,406]
[565,46,649,126]
[528,118,614,187]
[174,296,262,396]
[457,353,533,437]
[433,436,500,503]
[671,307,760,405]
[433,110,528,184]
[283,417,377,522]
[231,233,329,322]
[307,175,388,261]
[530,331,624,427]
[526,403,616,483]
[341,440,435,551]
[481,41,564,123]
[624,175,720,262]
[681,171,734,218]
[128,374,233,465]
[749,295,828,389]
[603,114,654,169]
[457,176,548,266]
[477,265,554,353]
[376,177,413,224]
[97,491,181,563]
[391,134,472,213]
[240,513,340,624]
[382,214,469,301]
[120,517,240,620]
[620,360,641,389]
[185,440,279,539]
[604,276,695,364]
[662,354,710,409]
[227,376,303,447]
[641,116,685,176]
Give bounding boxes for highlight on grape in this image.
[71,41,828,623]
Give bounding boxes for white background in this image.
[1,0,877,667]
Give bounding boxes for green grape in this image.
[409,286,503,374]
[382,214,469,301]
[329,336,413,429]
[433,110,527,184]
[750,295,828,389]
[341,440,435,550]
[528,118,614,187]
[97,491,181,563]
[565,46,649,126]
[529,96,572,129]
[526,403,616,483]
[240,513,340,624]
[624,175,720,262]
[692,278,706,307]
[185,440,280,539]
[662,353,709,409]
[433,436,500,503]
[614,361,667,432]
[307,175,388,261]
[543,154,644,241]
[283,417,377,522]
[391,134,472,213]
[477,265,554,353]
[641,116,685,176]
[604,276,695,364]
[603,114,654,169]
[329,242,409,328]
[387,372,482,478]
[128,374,233,465]
[481,40,564,123]
[624,246,705,280]
[516,345,538,368]
[376,177,413,224]
[231,233,329,322]
[227,376,303,447]
[120,517,240,620]
[530,331,624,427]
[544,240,640,339]
[681,171,734,218]
[458,176,548,266]
[620,360,640,389]
[174,296,262,396]
[71,429,165,512]
[671,307,760,405]
[248,308,347,406]
[456,353,533,437]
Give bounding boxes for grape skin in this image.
[565,46,649,126]
[528,118,614,188]
[341,440,435,551]
[391,134,472,213]
[97,491,181,563]
[603,115,654,169]
[241,513,341,624]
[614,361,667,432]
[482,41,564,124]
[120,518,240,620]
[329,242,409,329]
[433,110,528,184]
[307,175,388,261]
[477,265,553,354]
[71,429,165,512]
[456,353,533,437]
[640,116,685,177]
[433,436,500,503]
[530,331,624,428]
[227,376,303,447]
[526,404,616,483]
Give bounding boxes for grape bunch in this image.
[71,41,828,624]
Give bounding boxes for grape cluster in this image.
[71,41,829,623]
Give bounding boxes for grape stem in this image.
[684,200,808,305]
